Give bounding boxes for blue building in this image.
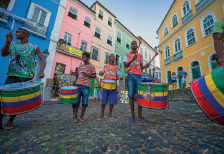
[0,0,66,85]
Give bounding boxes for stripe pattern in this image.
[191,66,224,125]
[138,84,168,109]
[0,86,42,115]
[60,89,78,104]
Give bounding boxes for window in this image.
[91,47,100,61]
[140,48,143,54]
[108,16,112,27]
[84,16,91,28]
[31,7,47,27]
[149,54,151,60]
[145,51,147,59]
[174,38,181,53]
[183,1,190,15]
[153,59,155,64]
[0,0,15,22]
[126,38,130,49]
[94,27,101,39]
[115,54,120,67]
[80,40,88,52]
[165,46,170,59]
[222,3,224,14]
[163,26,169,36]
[117,31,121,43]
[200,13,216,39]
[68,6,78,20]
[172,14,178,28]
[187,29,196,46]
[64,32,72,46]
[0,0,10,9]
[98,9,103,20]
[149,69,151,75]
[105,52,110,64]
[107,34,112,46]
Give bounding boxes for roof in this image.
[137,36,156,52]
[77,0,96,14]
[156,0,176,34]
[115,19,138,40]
[90,1,117,18]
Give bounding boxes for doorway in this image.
[176,66,183,89]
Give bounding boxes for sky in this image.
[81,0,174,48]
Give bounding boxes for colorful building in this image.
[156,0,224,88]
[46,0,95,97]
[89,1,116,96]
[0,0,63,86]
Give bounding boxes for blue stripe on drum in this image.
[60,91,78,96]
[1,95,41,107]
[137,95,168,101]
[198,76,224,118]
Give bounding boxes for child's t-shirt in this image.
[181,71,187,78]
[76,64,96,87]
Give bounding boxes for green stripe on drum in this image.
[0,86,40,97]
[211,66,224,95]
[138,84,168,92]
[60,97,78,104]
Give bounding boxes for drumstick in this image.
[148,52,159,65]
[11,19,15,32]
[137,40,142,53]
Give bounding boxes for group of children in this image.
[70,40,150,122]
[171,68,188,90]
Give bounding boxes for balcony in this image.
[196,0,214,12]
[164,57,171,66]
[0,7,9,24]
[182,10,192,24]
[22,18,48,38]
[174,50,183,62]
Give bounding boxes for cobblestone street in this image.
[1,99,224,154]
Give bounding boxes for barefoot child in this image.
[171,72,178,90]
[97,54,123,120]
[70,52,96,123]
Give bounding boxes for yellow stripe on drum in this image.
[138,90,168,97]
[60,94,78,99]
[1,91,41,102]
[204,73,224,108]
[101,82,116,90]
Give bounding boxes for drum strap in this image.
[127,72,142,82]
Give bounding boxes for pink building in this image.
[50,0,95,97]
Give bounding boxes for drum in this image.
[191,66,224,125]
[0,82,42,115]
[101,79,116,90]
[138,82,169,109]
[60,86,78,104]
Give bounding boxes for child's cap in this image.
[109,54,115,58]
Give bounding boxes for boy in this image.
[123,41,149,122]
[93,77,101,105]
[97,54,122,120]
[180,68,188,88]
[70,52,96,123]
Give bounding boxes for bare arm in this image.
[123,59,135,67]
[141,63,150,69]
[213,33,224,58]
[35,46,46,78]
[1,31,13,57]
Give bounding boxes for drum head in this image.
[61,86,78,90]
[102,79,116,84]
[138,82,168,86]
[0,82,40,91]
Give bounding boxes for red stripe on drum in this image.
[60,90,78,94]
[192,80,224,125]
[138,98,168,109]
[1,98,42,115]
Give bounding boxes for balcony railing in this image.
[182,10,192,24]
[196,0,214,12]
[0,7,9,23]
[164,57,171,66]
[174,50,183,62]
[22,18,48,37]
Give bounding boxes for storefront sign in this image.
[57,43,83,58]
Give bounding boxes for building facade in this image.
[156,0,224,88]
[89,1,116,96]
[48,0,95,97]
[0,0,63,86]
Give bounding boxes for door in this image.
[191,61,201,80]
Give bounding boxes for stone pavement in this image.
[0,99,224,154]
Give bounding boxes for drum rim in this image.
[0,82,40,91]
[101,79,116,83]
[61,86,79,90]
[138,82,169,86]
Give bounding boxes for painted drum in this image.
[191,66,224,125]
[0,82,42,115]
[60,86,78,104]
[101,79,117,90]
[138,82,169,109]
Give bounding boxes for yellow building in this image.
[156,0,224,88]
